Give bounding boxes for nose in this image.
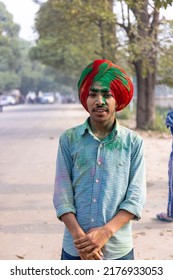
[95,94,105,106]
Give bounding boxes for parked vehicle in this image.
[40,92,55,104]
[0,95,16,106]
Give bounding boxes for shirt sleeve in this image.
[119,136,146,220]
[53,133,76,219]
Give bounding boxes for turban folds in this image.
[78,59,134,112]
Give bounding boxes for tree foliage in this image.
[116,0,173,128]
[157,19,173,87]
[31,0,118,78]
[0,1,62,96]
[0,2,21,91]
[31,0,173,128]
[1,0,173,129]
[157,45,173,87]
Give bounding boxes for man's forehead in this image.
[90,83,110,92]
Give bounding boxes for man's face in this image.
[86,83,117,124]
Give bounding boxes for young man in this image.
[53,59,146,260]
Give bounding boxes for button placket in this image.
[97,143,103,166]
[90,143,103,227]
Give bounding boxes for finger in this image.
[94,255,102,260]
[80,254,87,260]
[75,240,90,249]
[86,251,102,260]
[77,244,95,253]
[93,254,102,260]
[98,249,103,257]
[86,255,95,260]
[86,227,97,234]
[87,249,102,259]
[74,236,87,244]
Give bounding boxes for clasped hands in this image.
[74,227,110,260]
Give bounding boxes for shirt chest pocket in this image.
[104,149,129,174]
[115,157,131,185]
[117,160,126,167]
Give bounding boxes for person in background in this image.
[156,110,173,222]
[53,59,146,260]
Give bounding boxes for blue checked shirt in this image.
[53,118,146,259]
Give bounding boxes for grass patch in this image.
[153,107,170,133]
[116,105,171,133]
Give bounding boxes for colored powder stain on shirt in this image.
[106,142,118,151]
[65,128,74,139]
[76,153,86,171]
[53,119,146,259]
[90,167,96,177]
[103,132,123,150]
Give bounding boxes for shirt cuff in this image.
[56,205,76,220]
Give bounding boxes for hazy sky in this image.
[1,0,173,42]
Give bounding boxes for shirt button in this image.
[100,144,103,148]
[98,161,101,165]
[93,198,96,203]
[96,179,99,183]
[91,218,95,222]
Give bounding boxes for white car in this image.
[0,95,16,106]
[40,92,55,104]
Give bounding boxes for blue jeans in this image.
[61,248,134,260]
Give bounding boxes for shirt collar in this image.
[80,117,120,140]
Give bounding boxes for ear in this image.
[115,101,118,111]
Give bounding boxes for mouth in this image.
[93,107,108,113]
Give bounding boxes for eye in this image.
[88,92,97,97]
[103,92,113,98]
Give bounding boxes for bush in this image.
[153,107,170,133]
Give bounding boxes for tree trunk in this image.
[97,0,117,61]
[119,0,160,130]
[134,61,156,129]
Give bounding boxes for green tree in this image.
[31,0,118,79]
[32,0,173,129]
[0,2,21,91]
[16,39,64,96]
[157,20,173,87]
[0,1,63,97]
[117,0,173,129]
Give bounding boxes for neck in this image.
[89,118,116,139]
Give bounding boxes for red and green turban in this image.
[78,59,134,112]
